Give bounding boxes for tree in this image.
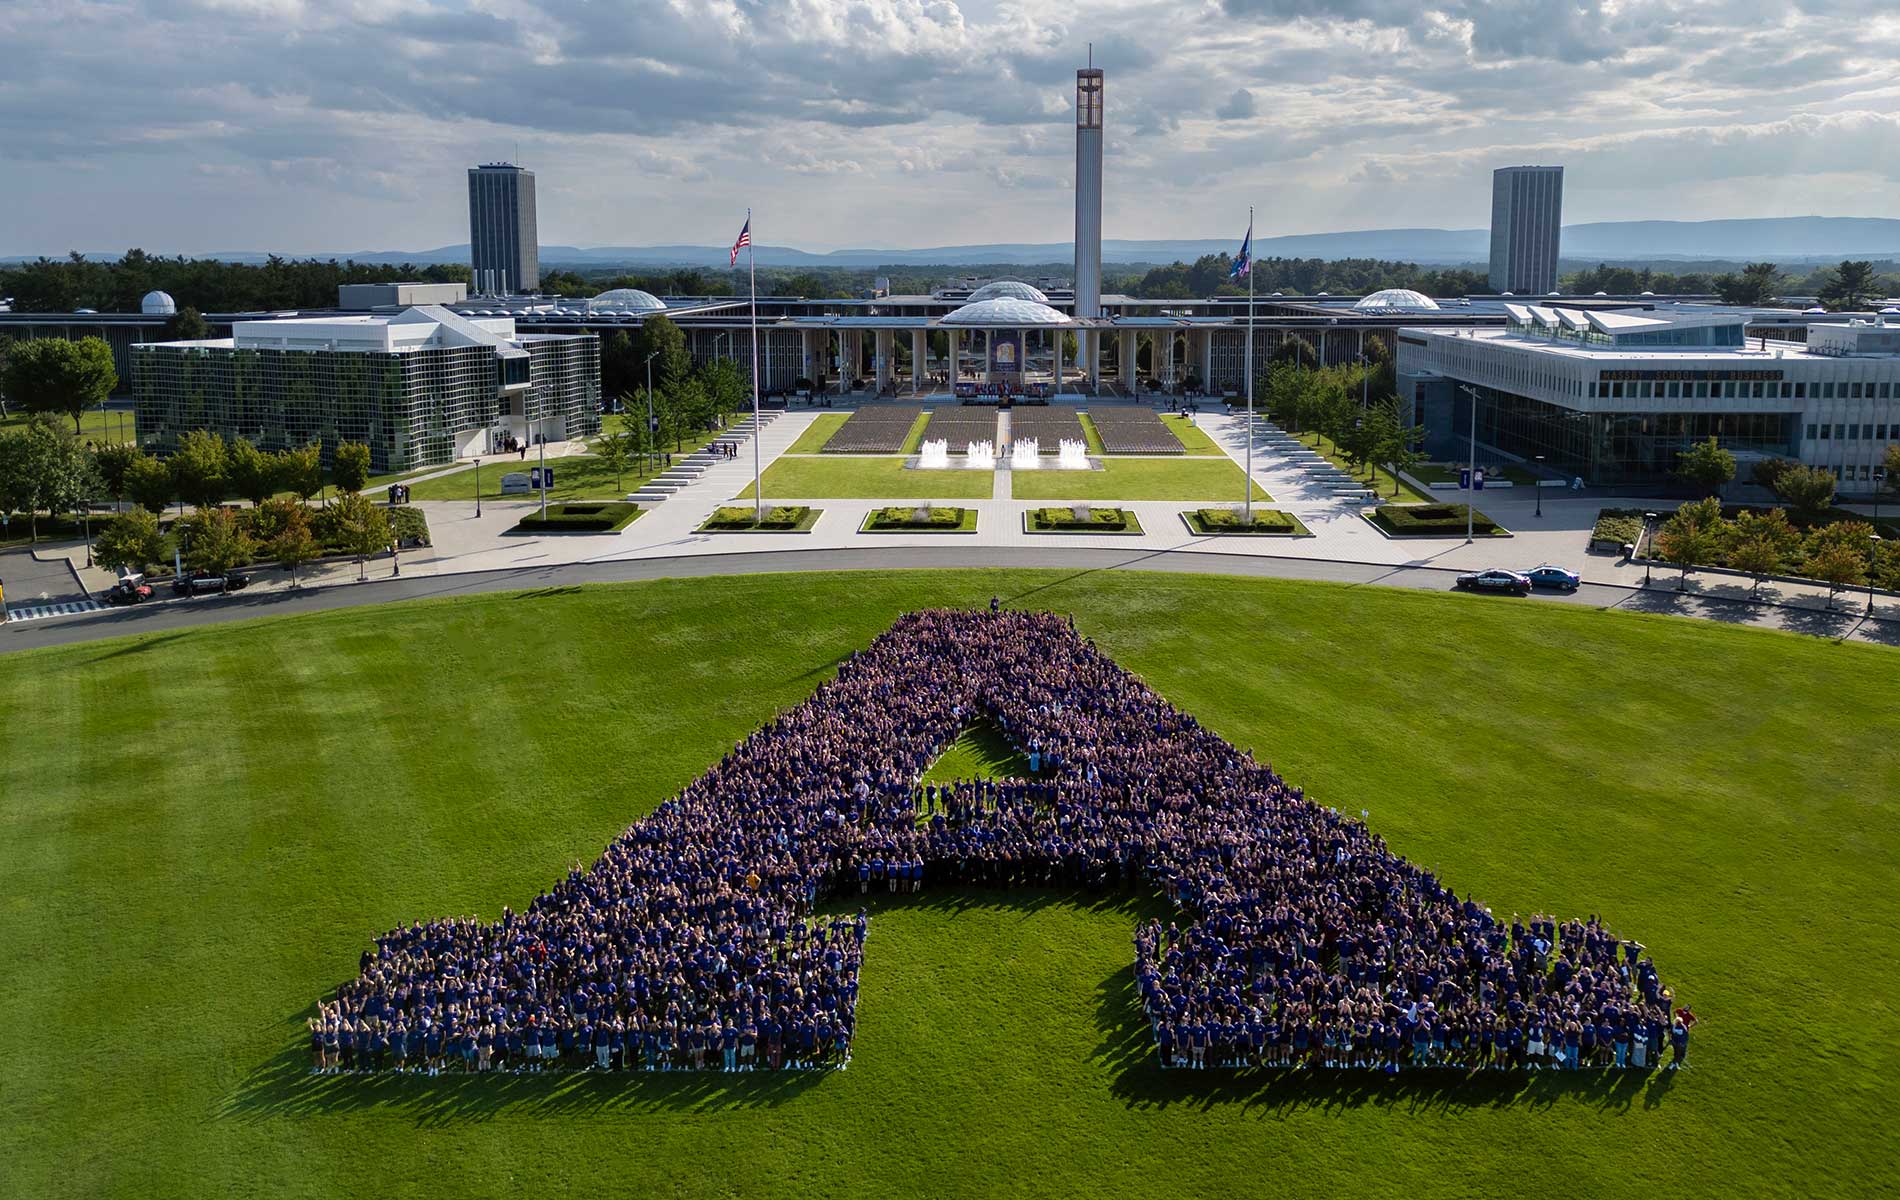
[333,440,372,494]
[262,499,320,586]
[93,509,164,576]
[636,314,693,398]
[596,424,636,491]
[1263,361,1311,432]
[125,451,174,514]
[666,377,708,451]
[1712,262,1783,306]
[179,505,255,576]
[700,358,749,424]
[226,436,278,506]
[1818,260,1878,312]
[1750,456,1793,492]
[170,429,229,509]
[1654,497,1723,591]
[92,441,140,511]
[0,418,96,541]
[1676,436,1736,494]
[280,442,323,504]
[331,491,391,580]
[1770,463,1837,524]
[1723,507,1799,597]
[1884,443,1900,495]
[1373,396,1427,496]
[1801,523,1871,608]
[164,306,211,341]
[1,336,119,433]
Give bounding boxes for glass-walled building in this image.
[133,306,598,472]
[1397,306,1900,493]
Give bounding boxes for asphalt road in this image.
[3,544,1892,656]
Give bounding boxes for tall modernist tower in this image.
[1073,67,1104,319]
[468,163,539,296]
[1488,165,1563,294]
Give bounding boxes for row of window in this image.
[1807,423,1893,441]
[1592,379,1900,401]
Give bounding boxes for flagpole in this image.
[748,209,763,520]
[1244,206,1254,522]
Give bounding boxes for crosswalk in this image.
[4,599,104,623]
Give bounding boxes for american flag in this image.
[730,216,751,266]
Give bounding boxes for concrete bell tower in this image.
[1073,66,1103,320]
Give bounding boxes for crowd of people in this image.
[318,608,1686,1076]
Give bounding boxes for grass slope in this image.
[787,413,850,454]
[1,571,1897,1199]
[737,456,993,500]
[1012,457,1268,501]
[1160,413,1223,454]
[922,721,1030,782]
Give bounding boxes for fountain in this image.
[917,438,950,470]
[1057,438,1090,470]
[967,440,996,470]
[1010,438,1040,469]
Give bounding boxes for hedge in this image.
[1029,506,1136,532]
[701,505,818,532]
[513,502,642,533]
[1194,508,1297,531]
[1591,508,1645,547]
[1373,503,1504,536]
[863,506,972,531]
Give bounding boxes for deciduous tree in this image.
[1770,463,1838,524]
[1654,497,1722,591]
[1,336,118,433]
[91,441,140,511]
[263,500,320,586]
[1723,507,1799,597]
[1676,436,1736,494]
[180,505,255,576]
[93,509,164,575]
[125,451,174,514]
[332,440,372,494]
[226,436,278,506]
[0,418,96,541]
[170,429,229,509]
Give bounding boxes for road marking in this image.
[4,600,104,623]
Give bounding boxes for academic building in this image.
[1397,305,1900,494]
[131,306,599,472]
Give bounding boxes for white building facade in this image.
[1397,306,1900,493]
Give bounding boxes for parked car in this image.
[1454,568,1532,596]
[1526,564,1582,590]
[171,570,251,597]
[106,576,154,605]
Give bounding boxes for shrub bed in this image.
[700,505,820,532]
[1592,508,1645,549]
[861,506,975,532]
[1372,503,1506,537]
[1186,508,1307,536]
[387,506,433,547]
[1027,506,1140,533]
[512,502,642,533]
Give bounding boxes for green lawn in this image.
[1412,462,1542,487]
[0,405,133,444]
[1077,413,1107,455]
[2,571,1898,1198]
[923,721,1029,782]
[1295,430,1432,503]
[1160,413,1223,454]
[403,455,649,503]
[1012,457,1268,501]
[737,455,994,500]
[787,412,850,454]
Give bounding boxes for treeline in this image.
[1116,255,1489,300]
[1,249,472,313]
[1568,259,1900,309]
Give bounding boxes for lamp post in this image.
[1535,454,1546,518]
[1869,533,1883,616]
[82,499,93,568]
[474,457,482,519]
[1458,384,1480,543]
[1643,511,1658,586]
[644,350,660,475]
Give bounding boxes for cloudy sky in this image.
[4,0,1897,254]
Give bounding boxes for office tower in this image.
[1488,166,1563,294]
[468,163,539,296]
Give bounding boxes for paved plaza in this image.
[7,406,1895,645]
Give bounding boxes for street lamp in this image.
[644,350,660,474]
[1535,454,1546,518]
[1869,533,1883,616]
[474,456,482,519]
[1643,511,1659,586]
[1458,384,1480,543]
[82,499,93,568]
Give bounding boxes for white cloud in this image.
[0,0,1890,253]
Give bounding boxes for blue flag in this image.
[1230,219,1252,279]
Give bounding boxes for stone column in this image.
[1053,327,1065,392]
[1120,329,1137,391]
[949,329,960,385]
[1086,329,1100,393]
[875,330,894,393]
[911,329,926,393]
[1201,329,1214,394]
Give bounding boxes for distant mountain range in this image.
[9,217,1900,269]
